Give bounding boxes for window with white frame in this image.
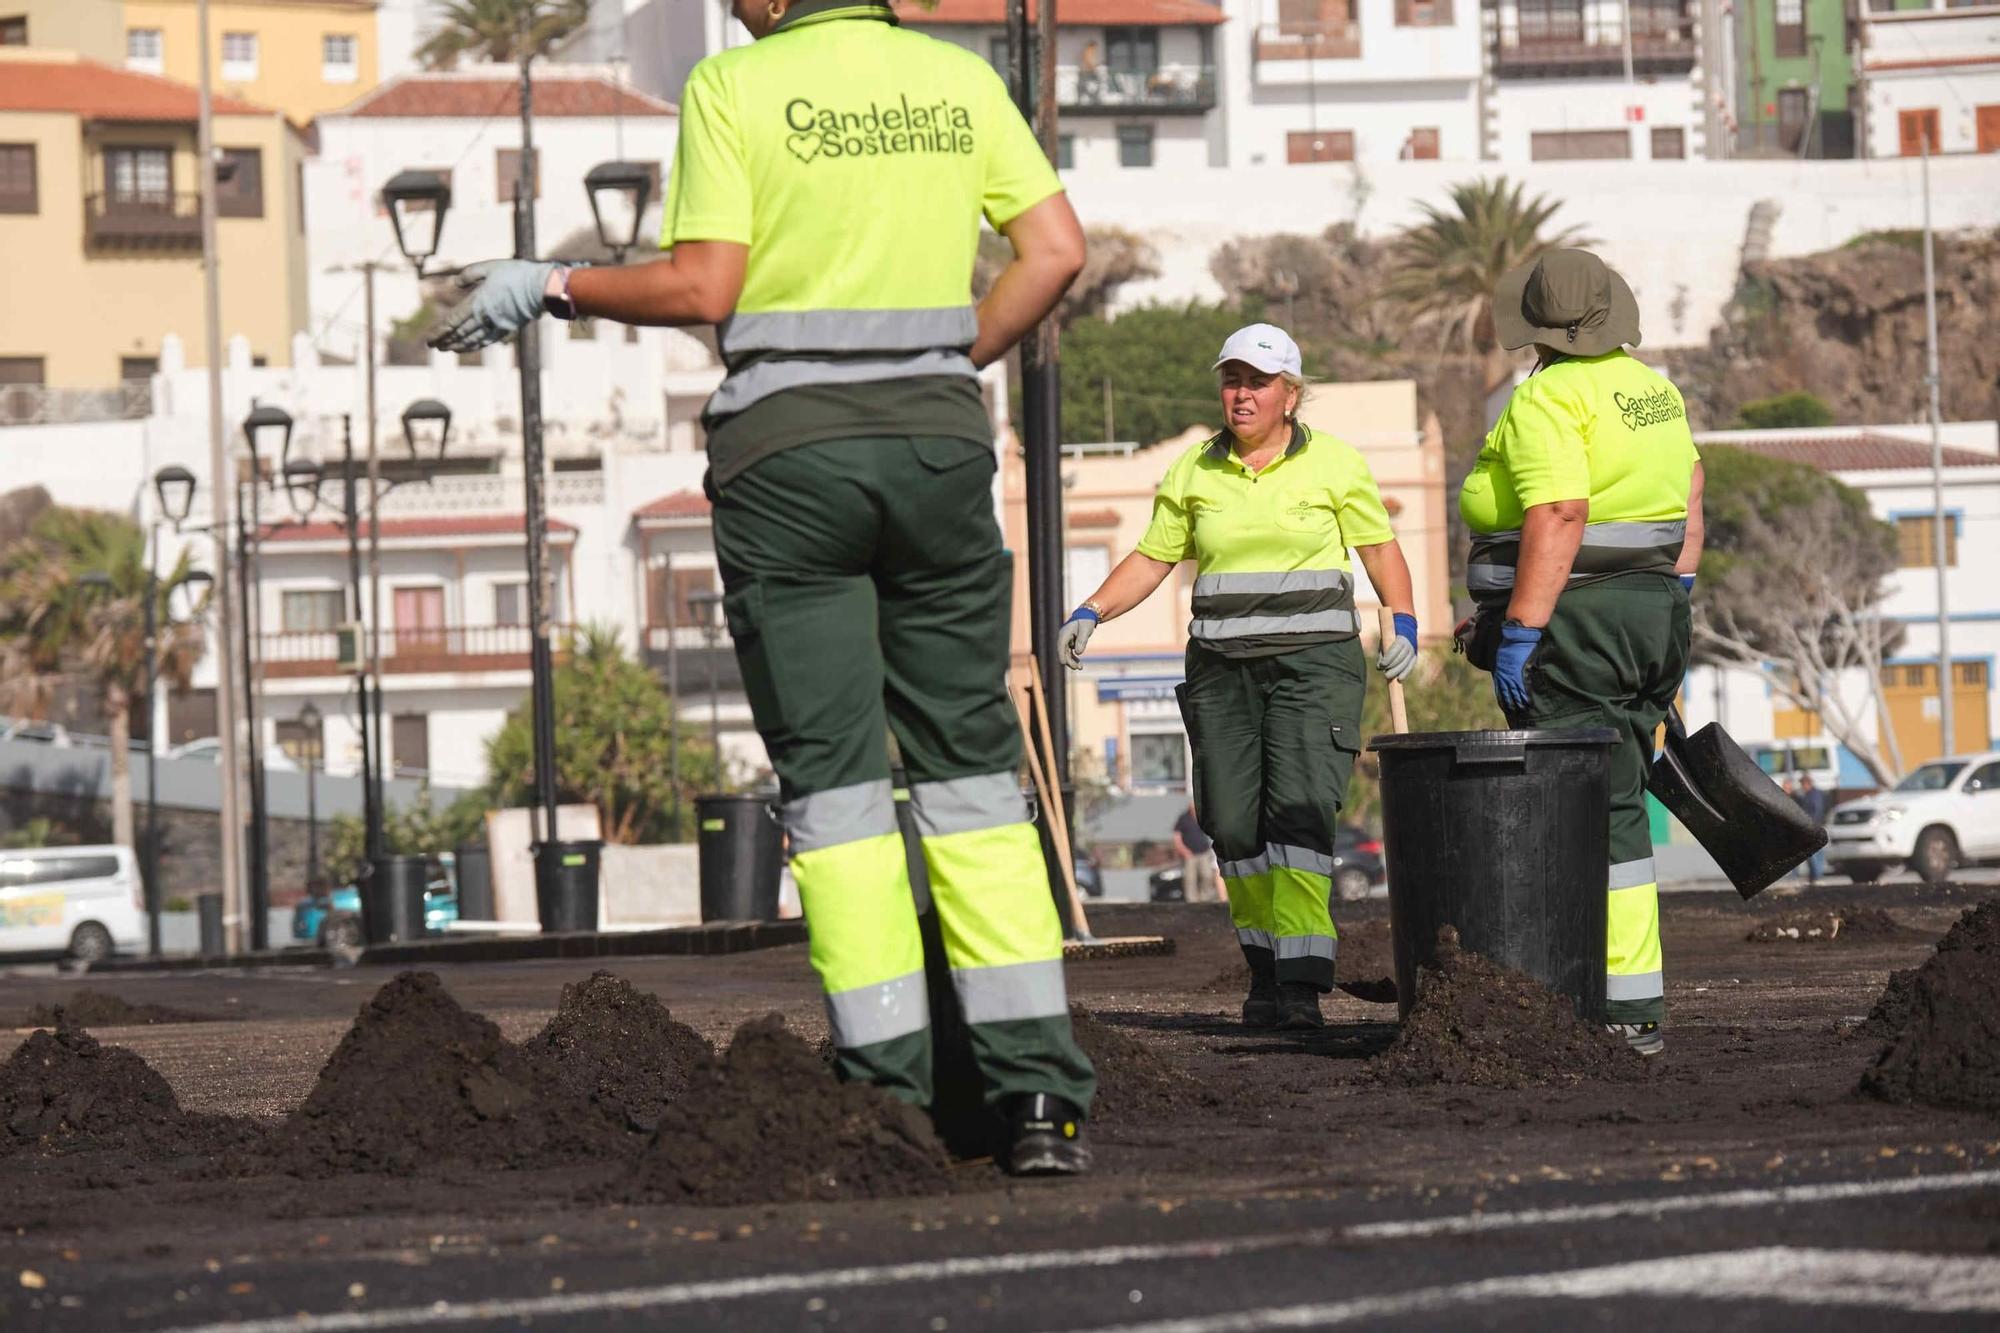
[322,33,357,83]
[281,589,346,632]
[126,28,163,73]
[221,31,259,80]
[1129,729,1189,789]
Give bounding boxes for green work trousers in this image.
[1504,573,1691,1026]
[1176,637,1367,990]
[711,435,1095,1114]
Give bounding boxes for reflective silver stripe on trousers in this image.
[1609,858,1658,890]
[952,958,1069,1025]
[1276,934,1337,963]
[908,771,1027,840]
[1221,853,1272,880]
[1268,843,1335,878]
[1191,569,1351,598]
[1606,970,1665,1001]
[718,306,978,357]
[1237,927,1276,953]
[784,779,898,856]
[824,968,929,1048]
[707,350,979,417]
[1190,608,1359,640]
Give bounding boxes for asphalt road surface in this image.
[4,885,1998,1332]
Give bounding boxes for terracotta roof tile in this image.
[633,489,712,521]
[262,514,577,543]
[341,75,675,119]
[1702,432,1997,472]
[901,0,1226,24]
[0,58,270,120]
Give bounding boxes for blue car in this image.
[291,855,459,949]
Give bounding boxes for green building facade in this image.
[1737,0,1857,158]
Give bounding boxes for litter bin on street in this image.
[363,855,429,945]
[454,841,494,922]
[196,892,224,956]
[1370,727,1619,1022]
[534,840,602,932]
[695,793,783,922]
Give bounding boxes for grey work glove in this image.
[1376,611,1419,682]
[1057,610,1098,670]
[429,259,560,354]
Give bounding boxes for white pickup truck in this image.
[1824,752,2000,884]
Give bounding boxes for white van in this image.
[0,845,145,961]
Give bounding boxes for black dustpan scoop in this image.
[1645,708,1830,900]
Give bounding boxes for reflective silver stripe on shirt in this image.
[1192,569,1352,599]
[784,779,898,856]
[1467,563,1517,593]
[1190,609,1359,640]
[1606,970,1665,1001]
[824,968,929,1049]
[719,306,978,358]
[1276,934,1337,963]
[908,771,1027,840]
[1267,843,1335,879]
[707,349,980,417]
[1609,858,1658,890]
[1237,927,1276,953]
[1467,520,1688,594]
[952,958,1069,1025]
[1221,852,1272,880]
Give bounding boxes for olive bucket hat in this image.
[1492,247,1642,356]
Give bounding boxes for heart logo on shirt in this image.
[786,131,822,163]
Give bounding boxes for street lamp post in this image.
[687,588,723,766]
[298,699,322,894]
[238,403,293,952]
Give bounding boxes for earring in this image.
[766,0,782,15]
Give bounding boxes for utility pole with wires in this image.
[1921,137,1953,760]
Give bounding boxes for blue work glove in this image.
[1377,612,1419,682]
[1058,606,1098,670]
[429,259,561,354]
[1493,620,1542,715]
[1679,573,1696,594]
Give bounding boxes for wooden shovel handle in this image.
[1378,606,1410,734]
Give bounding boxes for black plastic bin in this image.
[196,892,224,956]
[695,793,783,922]
[534,840,602,933]
[363,855,429,945]
[454,841,494,922]
[1371,727,1620,1023]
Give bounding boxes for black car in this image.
[1149,825,1385,902]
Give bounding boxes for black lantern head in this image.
[242,402,294,464]
[584,160,654,261]
[153,465,197,525]
[381,168,453,274]
[401,398,453,462]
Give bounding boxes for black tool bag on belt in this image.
[1646,708,1829,900]
[1453,602,1504,673]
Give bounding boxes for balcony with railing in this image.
[1494,3,1697,77]
[1058,63,1217,113]
[0,380,151,427]
[260,623,575,679]
[85,192,203,247]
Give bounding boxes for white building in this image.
[1682,424,2000,788]
[305,65,681,370]
[1856,0,2000,159]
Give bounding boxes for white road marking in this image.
[148,1169,2000,1333]
[1047,1247,2000,1333]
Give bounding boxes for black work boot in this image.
[1277,982,1324,1030]
[1004,1094,1090,1177]
[1242,960,1281,1028]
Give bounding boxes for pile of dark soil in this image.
[1197,920,1397,1004]
[521,971,712,1134]
[1860,901,2000,1111]
[16,990,211,1029]
[0,1011,225,1158]
[626,1014,951,1206]
[269,972,620,1176]
[1373,928,1646,1090]
[1746,908,1906,944]
[1069,1005,1240,1121]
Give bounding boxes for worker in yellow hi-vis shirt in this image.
[1459,248,1704,1057]
[428,0,1097,1175]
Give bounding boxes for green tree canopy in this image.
[1732,390,1835,430]
[323,786,492,887]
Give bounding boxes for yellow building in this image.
[0,50,310,391]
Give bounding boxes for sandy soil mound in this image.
[627,1014,951,1206]
[1068,1006,1244,1121]
[1860,902,2000,1111]
[269,972,620,1176]
[521,971,712,1134]
[1746,908,1907,944]
[16,990,213,1029]
[1372,928,1647,1090]
[0,1011,236,1159]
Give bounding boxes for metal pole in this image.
[1621,0,1636,84]
[195,0,246,953]
[341,417,381,860]
[235,480,269,951]
[305,739,319,893]
[363,263,388,829]
[665,553,681,837]
[705,624,719,762]
[516,41,563,869]
[143,527,161,958]
[1921,139,1953,759]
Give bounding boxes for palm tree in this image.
[1379,176,1594,393]
[417,0,592,68]
[0,507,209,851]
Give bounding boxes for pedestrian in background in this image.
[1793,774,1831,884]
[1172,800,1219,902]
[428,0,1096,1176]
[1059,323,1419,1031]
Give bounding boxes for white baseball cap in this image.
[1212,323,1302,378]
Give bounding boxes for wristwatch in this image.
[543,266,577,321]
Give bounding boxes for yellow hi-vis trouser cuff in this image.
[1223,846,1338,988]
[1606,856,1665,1022]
